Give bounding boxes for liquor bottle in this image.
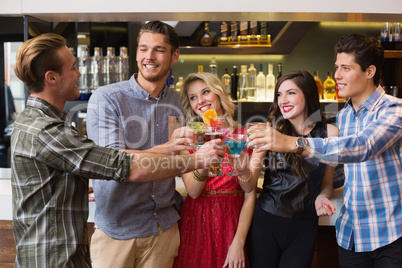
[256,64,266,100]
[248,64,257,100]
[323,71,336,100]
[175,77,183,92]
[69,47,77,68]
[266,63,275,101]
[117,46,129,82]
[221,68,231,96]
[209,57,218,76]
[249,21,259,44]
[230,21,239,44]
[230,66,239,100]
[381,22,390,42]
[78,46,90,95]
[276,63,283,81]
[197,65,204,73]
[90,47,103,92]
[200,22,213,47]
[394,22,401,42]
[238,65,249,100]
[219,21,230,45]
[103,47,116,85]
[313,70,323,100]
[239,21,249,44]
[259,21,269,44]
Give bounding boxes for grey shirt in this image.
[86,74,184,239]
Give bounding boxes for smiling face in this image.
[277,79,307,123]
[334,52,376,107]
[136,32,179,84]
[56,46,81,101]
[187,79,222,118]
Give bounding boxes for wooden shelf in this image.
[179,22,316,55]
[384,50,402,59]
[179,45,277,55]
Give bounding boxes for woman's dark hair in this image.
[267,70,323,180]
[335,33,384,85]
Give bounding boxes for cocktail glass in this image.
[224,126,247,176]
[246,122,266,149]
[186,120,207,150]
[203,117,225,176]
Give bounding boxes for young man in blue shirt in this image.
[248,33,402,267]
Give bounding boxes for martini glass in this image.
[224,126,247,176]
[187,120,207,150]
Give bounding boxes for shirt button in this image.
[154,213,157,216]
[156,124,159,127]
[152,195,155,198]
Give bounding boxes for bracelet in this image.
[238,169,252,183]
[192,170,208,182]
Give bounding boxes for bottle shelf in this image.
[384,50,402,58]
[179,45,279,55]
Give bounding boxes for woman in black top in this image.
[246,70,339,267]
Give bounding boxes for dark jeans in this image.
[338,236,402,268]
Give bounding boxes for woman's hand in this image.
[223,239,246,268]
[315,194,336,216]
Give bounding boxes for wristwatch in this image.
[295,137,308,154]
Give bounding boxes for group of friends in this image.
[10,20,402,268]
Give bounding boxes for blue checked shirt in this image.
[86,74,184,240]
[308,86,402,252]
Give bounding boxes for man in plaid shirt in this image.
[11,33,225,268]
[248,33,402,267]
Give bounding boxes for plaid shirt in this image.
[308,86,402,252]
[11,97,132,267]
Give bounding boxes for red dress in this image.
[173,159,248,268]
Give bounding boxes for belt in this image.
[202,190,244,195]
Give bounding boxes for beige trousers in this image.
[90,223,180,268]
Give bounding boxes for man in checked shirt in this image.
[248,33,402,267]
[10,32,225,268]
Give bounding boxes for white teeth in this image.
[145,64,157,68]
[199,105,210,112]
[283,106,293,112]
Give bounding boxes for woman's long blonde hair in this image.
[180,72,236,127]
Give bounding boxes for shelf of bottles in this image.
[75,46,129,100]
[180,21,274,55]
[212,59,345,104]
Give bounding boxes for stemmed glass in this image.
[203,117,225,176]
[224,126,247,176]
[186,119,207,150]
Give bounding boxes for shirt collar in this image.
[129,73,168,101]
[26,96,66,121]
[344,85,385,113]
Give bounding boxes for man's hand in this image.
[247,124,296,154]
[151,126,197,155]
[194,139,226,169]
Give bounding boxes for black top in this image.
[257,122,328,220]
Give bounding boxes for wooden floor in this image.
[0,220,339,267]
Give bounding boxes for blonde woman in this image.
[173,72,256,268]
